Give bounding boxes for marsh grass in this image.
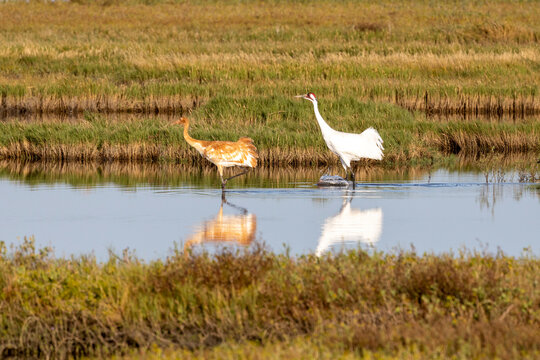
[0,94,199,117]
[0,238,538,359]
[0,1,539,167]
[0,1,539,117]
[2,92,538,119]
[0,107,538,166]
[114,340,540,360]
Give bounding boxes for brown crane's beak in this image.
[172,117,189,126]
[295,94,308,99]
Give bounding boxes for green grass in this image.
[0,238,539,359]
[0,105,538,166]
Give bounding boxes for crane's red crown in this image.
[295,92,317,102]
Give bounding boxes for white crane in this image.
[296,92,384,189]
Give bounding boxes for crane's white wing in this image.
[316,203,383,256]
[328,127,384,162]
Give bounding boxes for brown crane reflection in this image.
[316,196,383,256]
[184,197,257,254]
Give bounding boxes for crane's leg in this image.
[223,198,248,215]
[217,165,226,191]
[224,168,249,183]
[340,158,355,189]
[220,167,250,194]
[350,169,356,190]
[339,158,348,179]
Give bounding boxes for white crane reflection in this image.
[316,196,383,256]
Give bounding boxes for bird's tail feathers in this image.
[238,137,259,167]
[359,127,384,160]
[238,137,255,145]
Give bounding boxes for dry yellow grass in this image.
[424,129,540,155]
[0,1,539,115]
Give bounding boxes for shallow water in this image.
[0,165,538,260]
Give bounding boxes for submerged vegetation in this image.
[0,238,539,359]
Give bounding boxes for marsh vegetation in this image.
[0,239,539,359]
[0,111,538,166]
[0,1,539,114]
[0,0,538,167]
[0,1,539,358]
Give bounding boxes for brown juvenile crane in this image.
[174,117,258,191]
[184,198,257,255]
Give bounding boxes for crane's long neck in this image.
[312,101,334,135]
[182,121,202,150]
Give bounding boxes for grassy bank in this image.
[0,0,539,166]
[0,107,538,167]
[0,238,538,359]
[0,0,539,116]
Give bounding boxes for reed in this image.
[0,238,538,359]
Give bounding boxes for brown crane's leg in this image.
[224,168,249,183]
[350,169,356,190]
[217,165,227,191]
[220,167,250,193]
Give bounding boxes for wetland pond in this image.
[0,161,538,260]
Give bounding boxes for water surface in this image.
[0,163,538,260]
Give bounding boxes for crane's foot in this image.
[317,175,349,187]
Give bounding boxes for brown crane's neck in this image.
[181,119,199,147]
